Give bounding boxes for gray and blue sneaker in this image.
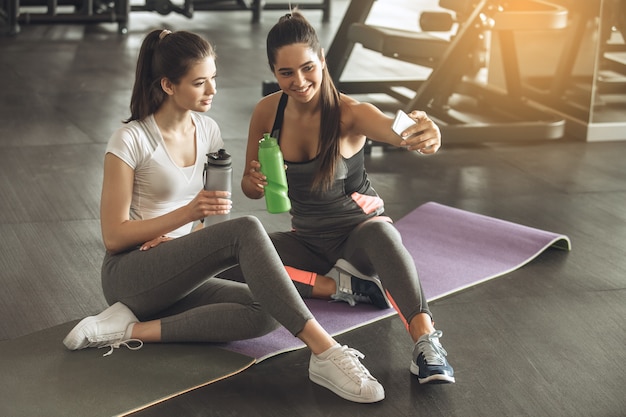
[410,330,455,384]
[327,259,391,309]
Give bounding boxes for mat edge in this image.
[117,357,256,416]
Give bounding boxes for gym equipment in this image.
[261,0,572,143]
[324,0,570,143]
[130,0,330,24]
[517,0,626,140]
[1,0,331,36]
[1,0,130,35]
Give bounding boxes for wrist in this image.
[242,176,264,199]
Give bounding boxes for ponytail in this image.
[125,29,216,123]
[267,11,342,191]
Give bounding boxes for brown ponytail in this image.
[266,11,342,191]
[125,30,216,123]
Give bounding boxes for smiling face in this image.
[167,56,217,113]
[272,43,324,104]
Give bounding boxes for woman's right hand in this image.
[188,189,232,221]
[140,235,173,251]
[243,160,267,197]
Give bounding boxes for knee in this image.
[234,215,272,243]
[228,215,264,238]
[234,215,264,232]
[361,220,402,242]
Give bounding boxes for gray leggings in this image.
[271,219,432,325]
[101,216,313,343]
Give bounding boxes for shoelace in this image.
[332,347,376,383]
[331,274,377,306]
[417,330,448,365]
[331,292,364,306]
[331,270,360,307]
[98,339,144,357]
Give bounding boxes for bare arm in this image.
[100,153,230,254]
[346,99,441,154]
[241,94,280,199]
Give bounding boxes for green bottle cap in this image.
[259,133,277,148]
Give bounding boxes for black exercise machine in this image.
[130,0,331,25]
[1,0,130,35]
[1,0,330,36]
[346,0,569,143]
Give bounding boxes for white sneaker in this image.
[63,302,142,356]
[309,344,385,403]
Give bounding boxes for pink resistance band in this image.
[284,266,317,286]
[285,265,409,331]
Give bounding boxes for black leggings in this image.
[271,219,432,325]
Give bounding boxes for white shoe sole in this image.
[410,361,456,384]
[62,302,135,350]
[309,370,385,403]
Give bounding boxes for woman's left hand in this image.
[140,235,173,251]
[399,111,441,155]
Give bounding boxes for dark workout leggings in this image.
[101,216,313,343]
[271,219,432,326]
[220,218,432,326]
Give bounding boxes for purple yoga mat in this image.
[397,202,571,300]
[221,202,571,362]
[219,300,397,361]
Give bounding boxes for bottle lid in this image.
[207,149,231,166]
[259,133,278,148]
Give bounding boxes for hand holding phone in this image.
[392,110,434,154]
[392,110,415,137]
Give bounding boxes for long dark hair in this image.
[125,29,216,123]
[266,11,341,192]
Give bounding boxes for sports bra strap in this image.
[270,93,289,143]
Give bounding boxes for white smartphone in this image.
[392,110,415,136]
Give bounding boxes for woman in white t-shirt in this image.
[61,29,384,404]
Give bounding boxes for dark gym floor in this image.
[1,1,625,416]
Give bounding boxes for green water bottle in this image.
[258,133,291,213]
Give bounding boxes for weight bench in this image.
[344,0,570,143]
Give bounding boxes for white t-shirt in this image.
[106,112,224,238]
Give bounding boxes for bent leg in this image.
[102,216,316,341]
[341,220,431,324]
[270,231,335,298]
[152,278,280,342]
[220,231,335,299]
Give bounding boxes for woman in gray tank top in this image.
[241,11,455,387]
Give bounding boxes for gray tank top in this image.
[271,93,385,236]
